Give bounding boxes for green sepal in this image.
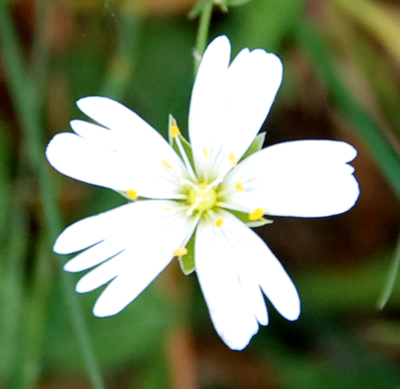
[177,233,196,275]
[168,114,195,171]
[168,114,177,146]
[178,135,195,168]
[227,208,273,228]
[240,132,266,162]
[116,190,146,202]
[246,218,273,228]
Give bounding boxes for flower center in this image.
[188,182,217,211]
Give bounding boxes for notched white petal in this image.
[223,140,360,218]
[189,35,283,181]
[63,240,124,273]
[195,210,300,350]
[221,211,301,321]
[195,217,260,350]
[53,203,133,254]
[70,120,116,150]
[75,252,126,293]
[46,133,132,191]
[59,201,198,317]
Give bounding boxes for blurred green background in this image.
[1,0,400,388]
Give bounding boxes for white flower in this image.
[46,35,359,350]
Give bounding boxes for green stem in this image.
[0,4,105,389]
[194,0,213,74]
[377,233,400,309]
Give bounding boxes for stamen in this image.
[160,207,173,211]
[229,152,237,167]
[203,147,210,160]
[173,247,188,256]
[186,198,202,216]
[126,189,138,200]
[171,124,181,138]
[180,179,201,193]
[216,218,223,227]
[205,176,223,191]
[249,208,264,221]
[235,182,244,191]
[162,160,173,170]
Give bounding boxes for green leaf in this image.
[178,233,196,275]
[240,132,266,161]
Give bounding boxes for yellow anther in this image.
[216,218,223,227]
[160,207,173,211]
[171,124,181,138]
[203,147,210,160]
[126,189,138,200]
[249,208,264,221]
[173,247,188,256]
[229,152,237,167]
[162,160,173,170]
[235,182,244,191]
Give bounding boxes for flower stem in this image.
[194,0,213,74]
[0,3,105,388]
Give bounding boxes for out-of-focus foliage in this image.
[0,0,400,388]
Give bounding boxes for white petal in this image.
[195,216,259,350]
[76,251,126,293]
[189,36,231,181]
[189,36,282,181]
[46,133,134,191]
[54,204,131,255]
[76,96,161,143]
[220,211,300,321]
[70,120,116,149]
[47,97,189,199]
[235,266,269,326]
[223,140,360,217]
[92,250,170,317]
[64,240,124,272]
[56,200,198,317]
[93,205,198,317]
